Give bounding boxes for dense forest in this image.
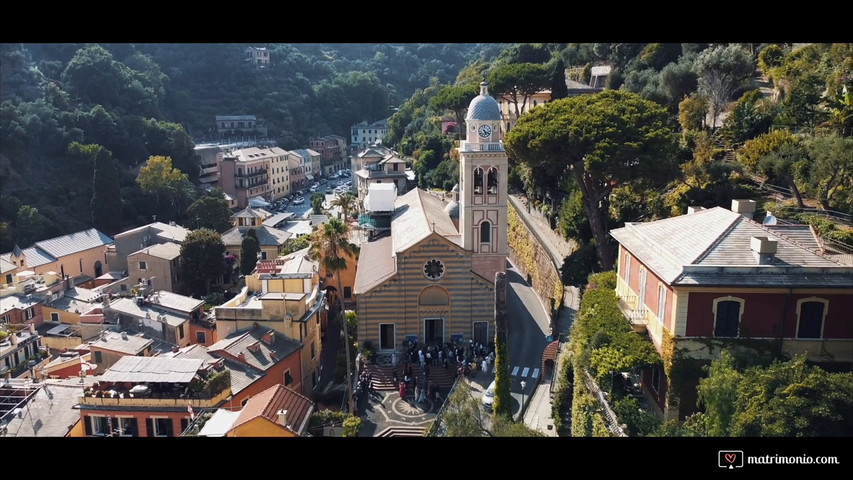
[1,42,850,261]
[0,42,506,249]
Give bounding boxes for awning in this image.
[249,196,271,207]
[305,174,314,181]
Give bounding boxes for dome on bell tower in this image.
[466,81,501,121]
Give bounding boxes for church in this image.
[353,81,508,352]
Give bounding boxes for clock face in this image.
[477,124,492,138]
[423,258,445,280]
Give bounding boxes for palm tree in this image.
[331,192,358,221]
[309,217,359,414]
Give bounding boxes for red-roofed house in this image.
[221,383,314,437]
[610,200,853,421]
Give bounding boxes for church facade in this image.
[353,81,508,352]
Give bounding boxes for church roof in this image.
[465,81,501,121]
[392,188,461,253]
[353,235,395,295]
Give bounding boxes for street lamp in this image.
[520,380,527,420]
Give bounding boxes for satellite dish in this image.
[763,212,777,226]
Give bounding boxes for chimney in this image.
[10,333,18,345]
[121,332,128,340]
[29,323,36,334]
[750,236,778,265]
[247,341,261,352]
[172,346,179,353]
[687,206,704,214]
[262,330,275,345]
[65,275,72,291]
[277,409,288,426]
[731,199,757,219]
[269,350,277,360]
[238,351,246,362]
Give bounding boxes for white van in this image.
[481,380,496,411]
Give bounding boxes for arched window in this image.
[796,297,829,339]
[487,167,498,194]
[480,221,491,243]
[713,297,745,337]
[473,167,484,195]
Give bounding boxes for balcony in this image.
[616,295,647,333]
[80,380,231,409]
[235,168,268,178]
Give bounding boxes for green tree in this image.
[441,381,491,437]
[505,90,676,271]
[693,44,755,130]
[330,192,358,220]
[429,82,478,139]
[659,59,699,114]
[737,129,798,173]
[718,89,778,145]
[695,350,742,436]
[731,355,853,437]
[678,93,709,132]
[487,62,550,120]
[309,217,359,414]
[187,193,233,232]
[14,205,55,247]
[549,57,569,100]
[493,273,512,418]
[311,192,325,215]
[180,228,226,297]
[90,145,123,236]
[802,135,853,211]
[136,155,187,212]
[240,229,260,275]
[280,234,311,255]
[756,141,808,208]
[757,44,785,79]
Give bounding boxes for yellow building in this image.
[354,81,508,351]
[214,247,325,393]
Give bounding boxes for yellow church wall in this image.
[356,234,495,350]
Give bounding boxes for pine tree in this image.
[91,146,122,235]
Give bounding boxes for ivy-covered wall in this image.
[507,203,564,332]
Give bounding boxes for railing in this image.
[460,141,505,152]
[580,370,628,437]
[235,168,268,177]
[80,387,232,408]
[424,374,464,437]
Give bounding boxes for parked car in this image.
[482,380,496,411]
[292,197,305,205]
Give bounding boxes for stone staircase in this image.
[363,363,460,392]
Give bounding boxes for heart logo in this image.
[725,453,737,464]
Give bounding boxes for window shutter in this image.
[145,418,154,437]
[111,417,118,435]
[84,416,92,436]
[164,418,174,437]
[129,418,138,437]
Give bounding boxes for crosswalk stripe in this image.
[508,366,541,379]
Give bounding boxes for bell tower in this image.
[458,81,507,282]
